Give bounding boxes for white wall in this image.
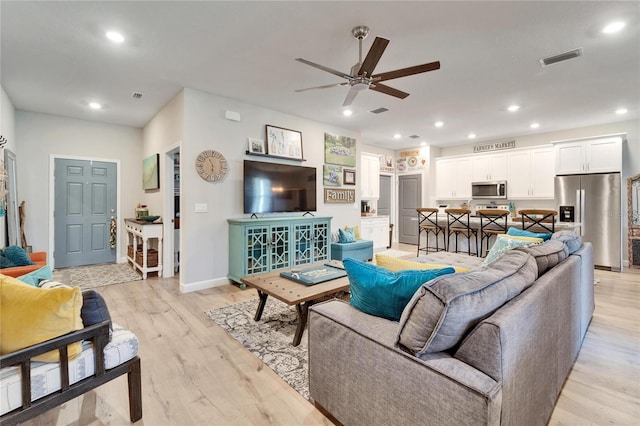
[0,85,17,246]
[15,111,143,260]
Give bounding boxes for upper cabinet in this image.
[507,147,555,199]
[435,157,473,199]
[471,153,507,182]
[553,136,623,175]
[361,153,380,199]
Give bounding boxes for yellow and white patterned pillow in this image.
[375,254,470,273]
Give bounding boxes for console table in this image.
[125,218,163,279]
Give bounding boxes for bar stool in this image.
[445,208,478,256]
[478,209,510,257]
[416,208,445,256]
[518,209,558,233]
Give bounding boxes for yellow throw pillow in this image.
[345,225,361,240]
[375,254,470,273]
[496,234,544,243]
[0,274,83,362]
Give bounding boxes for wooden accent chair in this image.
[519,209,558,233]
[445,208,478,256]
[477,209,510,257]
[416,208,445,256]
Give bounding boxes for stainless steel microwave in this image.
[472,181,507,199]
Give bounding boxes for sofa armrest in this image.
[28,252,47,263]
[309,300,501,426]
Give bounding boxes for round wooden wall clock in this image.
[195,150,228,182]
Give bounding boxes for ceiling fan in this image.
[295,25,440,107]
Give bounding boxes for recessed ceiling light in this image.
[434,121,444,128]
[530,122,540,129]
[615,108,628,115]
[507,105,520,112]
[468,133,476,139]
[602,21,625,34]
[342,109,353,117]
[393,133,402,140]
[106,31,125,43]
[420,141,427,146]
[89,102,102,110]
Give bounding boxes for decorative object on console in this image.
[142,153,159,190]
[265,125,303,160]
[195,149,228,182]
[324,132,356,167]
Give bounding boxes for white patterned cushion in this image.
[0,323,138,415]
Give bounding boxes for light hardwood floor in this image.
[21,248,640,426]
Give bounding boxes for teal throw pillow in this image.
[0,250,16,268]
[483,236,539,266]
[339,228,356,243]
[17,265,53,287]
[343,258,455,321]
[507,227,552,241]
[4,245,35,266]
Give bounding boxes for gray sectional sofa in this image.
[308,233,594,426]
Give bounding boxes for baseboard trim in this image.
[180,277,229,293]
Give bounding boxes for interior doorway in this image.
[398,174,421,245]
[163,145,180,278]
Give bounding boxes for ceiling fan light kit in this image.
[295,25,440,107]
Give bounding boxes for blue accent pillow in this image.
[17,265,53,286]
[507,227,552,241]
[338,228,356,243]
[0,251,16,268]
[483,236,539,266]
[4,245,35,266]
[343,258,455,321]
[81,290,113,336]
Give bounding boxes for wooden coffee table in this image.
[241,262,350,346]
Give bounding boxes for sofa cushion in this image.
[0,274,83,362]
[515,239,569,275]
[551,230,583,254]
[4,245,35,266]
[375,254,470,273]
[16,265,53,286]
[396,250,538,355]
[81,290,113,335]
[344,225,361,240]
[507,227,553,241]
[338,228,356,243]
[344,258,455,321]
[482,234,541,266]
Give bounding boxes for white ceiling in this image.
[1,1,638,149]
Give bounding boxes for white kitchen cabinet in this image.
[553,136,622,175]
[360,216,390,250]
[507,147,554,199]
[435,157,473,199]
[472,153,507,182]
[361,153,380,199]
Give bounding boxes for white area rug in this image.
[52,262,141,289]
[206,299,311,400]
[375,249,415,259]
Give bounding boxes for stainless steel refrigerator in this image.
[555,173,621,271]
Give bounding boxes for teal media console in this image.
[227,216,332,288]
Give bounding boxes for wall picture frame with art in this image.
[343,169,356,185]
[265,125,303,160]
[324,132,356,167]
[323,165,342,186]
[248,138,266,155]
[143,153,160,190]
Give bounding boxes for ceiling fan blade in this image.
[296,58,352,79]
[372,61,441,82]
[295,82,347,92]
[358,37,389,77]
[343,87,360,106]
[370,83,410,99]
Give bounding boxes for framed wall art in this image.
[248,138,266,155]
[143,153,160,190]
[265,125,303,160]
[343,169,356,185]
[323,165,342,186]
[324,132,356,167]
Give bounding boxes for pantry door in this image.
[398,174,421,244]
[54,158,117,268]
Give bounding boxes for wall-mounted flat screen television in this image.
[243,160,317,214]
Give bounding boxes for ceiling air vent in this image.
[540,48,583,67]
[409,135,420,139]
[369,107,389,114]
[131,92,144,99]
